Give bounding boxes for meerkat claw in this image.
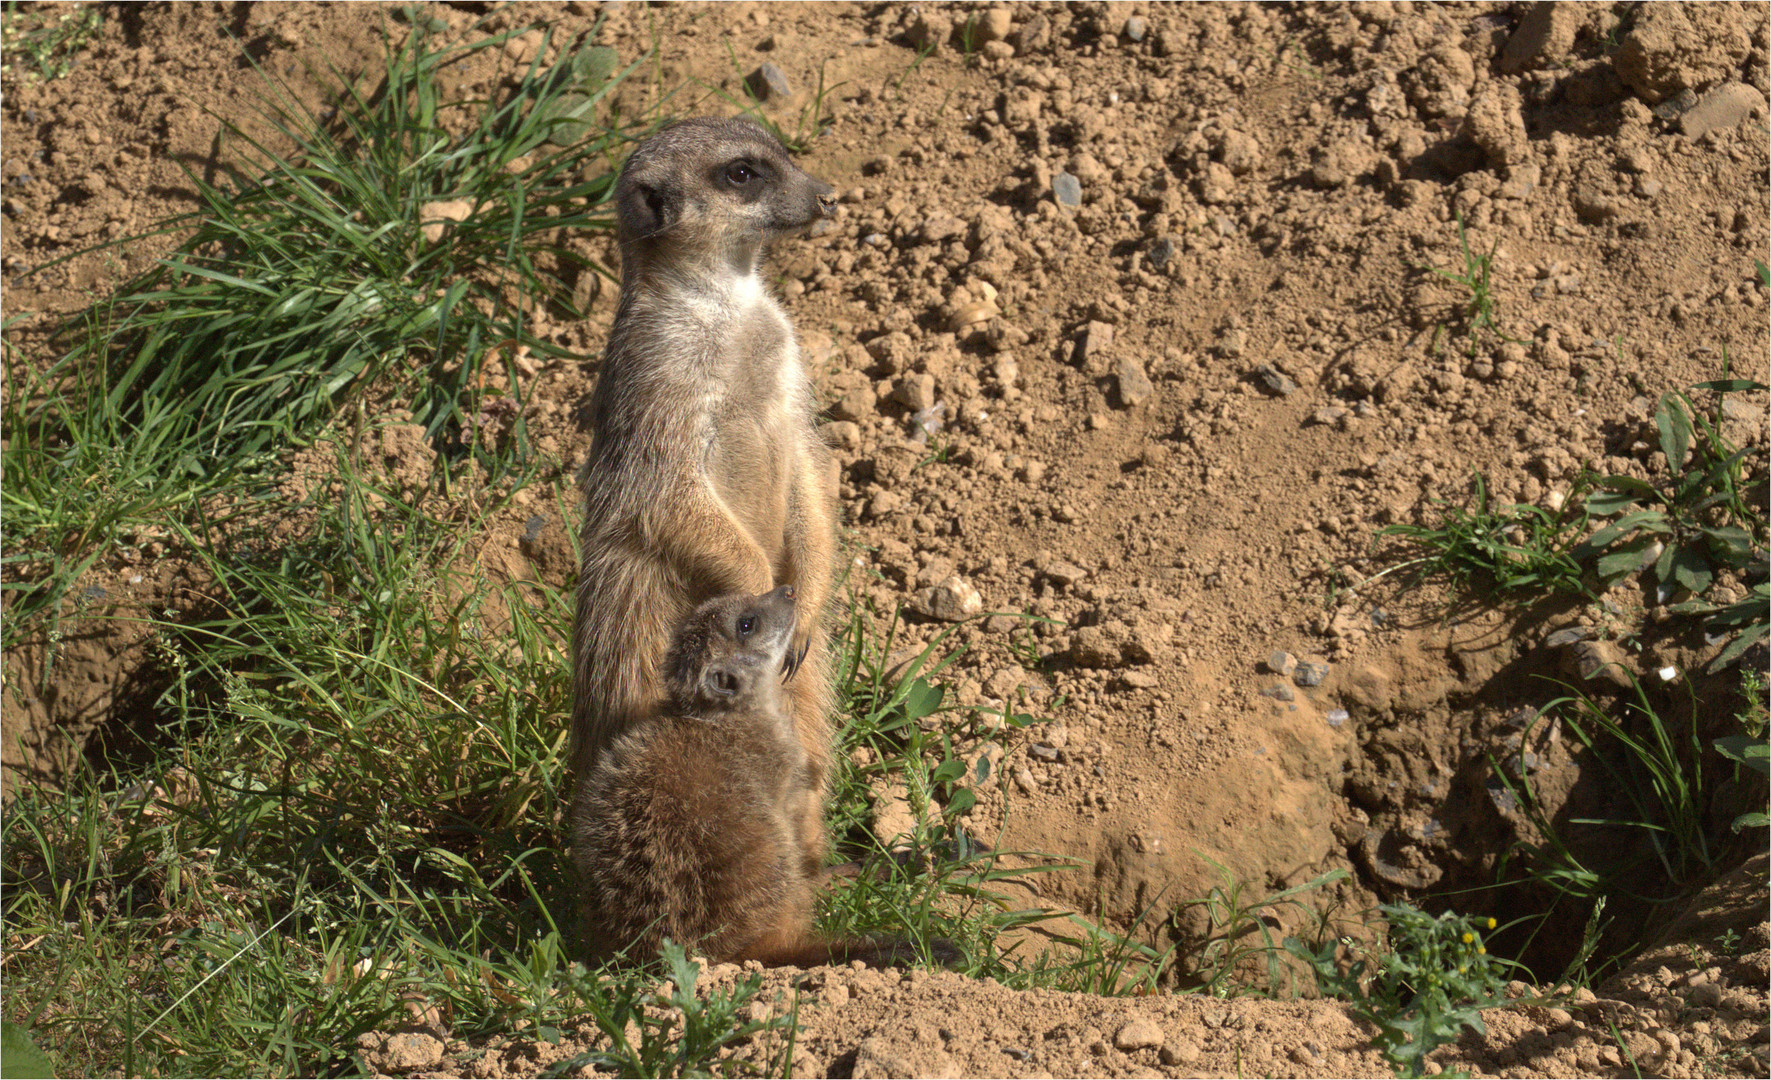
[781,639,809,682]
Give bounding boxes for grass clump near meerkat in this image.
[3,16,638,635]
[2,14,645,667]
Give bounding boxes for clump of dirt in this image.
[4,1,1767,1075]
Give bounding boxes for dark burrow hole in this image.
[1342,610,1767,982]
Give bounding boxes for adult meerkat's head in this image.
[664,586,799,714]
[615,117,835,278]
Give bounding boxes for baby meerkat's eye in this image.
[724,161,756,186]
[737,615,758,636]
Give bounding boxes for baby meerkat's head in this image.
[665,585,799,713]
[615,117,835,275]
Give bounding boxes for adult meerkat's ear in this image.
[619,179,677,238]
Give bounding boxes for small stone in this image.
[1293,657,1330,687]
[975,7,1013,43]
[1568,639,1633,688]
[921,213,968,243]
[918,575,983,622]
[1265,650,1298,676]
[1326,708,1349,727]
[1122,15,1148,43]
[894,372,937,412]
[822,983,850,1006]
[1066,625,1123,669]
[832,385,876,421]
[1114,1018,1165,1051]
[1052,170,1082,207]
[1680,82,1767,138]
[1260,684,1296,702]
[1543,626,1593,648]
[1572,185,1618,224]
[1146,236,1176,272]
[1504,751,1541,776]
[908,12,951,53]
[1041,560,1089,587]
[1160,1040,1200,1066]
[1650,87,1700,120]
[1028,743,1060,762]
[1115,356,1154,408]
[866,490,903,520]
[1499,1,1583,73]
[419,199,475,244]
[1253,364,1298,396]
[1074,321,1115,372]
[1013,766,1037,794]
[747,62,793,102]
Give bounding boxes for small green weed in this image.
[547,940,799,1078]
[1289,904,1514,1079]
[1582,373,1769,667]
[1714,666,1769,832]
[1379,373,1768,667]
[1424,213,1514,356]
[1171,858,1349,998]
[1376,473,1591,599]
[0,2,102,80]
[820,593,1061,967]
[891,39,939,100]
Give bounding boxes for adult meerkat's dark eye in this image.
[725,161,756,186]
[738,615,757,636]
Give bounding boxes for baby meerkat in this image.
[572,117,840,875]
[574,588,938,968]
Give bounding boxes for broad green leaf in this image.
[1666,544,1713,594]
[900,679,944,722]
[1656,392,1692,471]
[1593,474,1658,497]
[1,1021,55,1079]
[930,758,966,785]
[1583,489,1641,515]
[1571,509,1668,562]
[1595,536,1657,580]
[1713,735,1769,773]
[1701,524,1754,561]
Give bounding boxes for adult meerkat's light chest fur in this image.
[572,117,839,870]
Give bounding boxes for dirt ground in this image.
[3,2,1768,1077]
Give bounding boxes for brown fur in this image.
[573,590,923,968]
[571,117,839,875]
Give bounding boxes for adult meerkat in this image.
[575,589,935,968]
[572,118,839,872]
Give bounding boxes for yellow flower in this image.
[1461,932,1474,944]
